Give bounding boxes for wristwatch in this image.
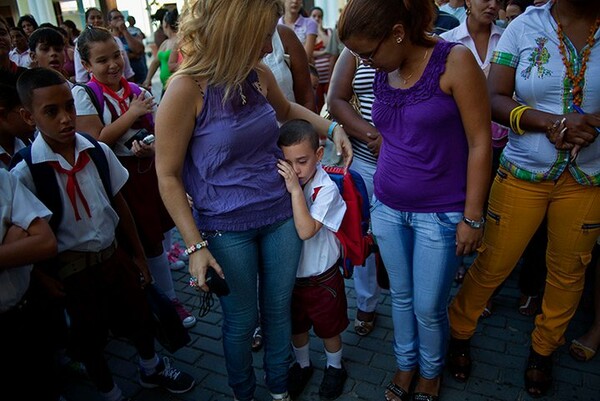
[462,216,485,229]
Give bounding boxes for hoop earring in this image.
[466,6,471,15]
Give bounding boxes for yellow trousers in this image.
[450,168,600,356]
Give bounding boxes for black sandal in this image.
[524,348,553,398]
[384,381,410,401]
[447,337,471,383]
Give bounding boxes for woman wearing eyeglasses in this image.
[338,0,491,399]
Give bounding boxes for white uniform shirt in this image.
[441,19,504,76]
[0,169,52,312]
[9,48,31,68]
[11,133,129,253]
[74,37,135,83]
[72,84,155,156]
[0,138,27,171]
[296,166,346,278]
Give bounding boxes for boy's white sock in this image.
[325,347,343,369]
[100,384,123,401]
[292,342,311,368]
[147,252,176,299]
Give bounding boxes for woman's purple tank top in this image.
[183,70,292,231]
[372,40,468,213]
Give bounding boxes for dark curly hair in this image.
[17,14,39,32]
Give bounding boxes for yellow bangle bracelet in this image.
[509,105,531,135]
[509,105,524,133]
[515,106,532,135]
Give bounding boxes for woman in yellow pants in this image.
[448,0,600,398]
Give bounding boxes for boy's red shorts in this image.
[291,266,349,339]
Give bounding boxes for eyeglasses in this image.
[348,35,387,64]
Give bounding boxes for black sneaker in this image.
[139,357,195,393]
[319,364,347,400]
[288,362,314,399]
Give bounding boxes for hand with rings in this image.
[547,113,600,151]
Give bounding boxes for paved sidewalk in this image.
[62,70,599,401]
[62,242,599,401]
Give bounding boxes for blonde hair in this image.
[171,0,283,99]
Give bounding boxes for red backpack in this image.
[323,166,375,279]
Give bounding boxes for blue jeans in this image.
[204,218,301,400]
[371,198,461,378]
[351,157,381,313]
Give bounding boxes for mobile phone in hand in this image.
[142,134,155,145]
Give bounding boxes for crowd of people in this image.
[1,0,599,401]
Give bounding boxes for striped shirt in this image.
[351,63,377,166]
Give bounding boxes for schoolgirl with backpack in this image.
[71,26,196,328]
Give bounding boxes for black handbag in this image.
[145,284,191,353]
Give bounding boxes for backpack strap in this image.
[85,80,105,118]
[10,147,63,232]
[74,82,104,123]
[128,82,155,131]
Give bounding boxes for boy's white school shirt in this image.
[11,133,129,253]
[72,83,155,157]
[0,169,52,312]
[296,165,347,278]
[0,137,26,171]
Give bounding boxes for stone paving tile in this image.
[62,234,599,401]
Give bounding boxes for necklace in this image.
[398,48,429,85]
[554,3,600,106]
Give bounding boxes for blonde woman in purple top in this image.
[154,1,352,400]
[339,0,491,399]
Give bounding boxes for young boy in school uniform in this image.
[0,168,59,401]
[277,119,349,400]
[11,67,195,401]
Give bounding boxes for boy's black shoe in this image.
[319,364,347,400]
[288,362,314,399]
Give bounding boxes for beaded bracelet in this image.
[327,121,339,141]
[184,240,209,256]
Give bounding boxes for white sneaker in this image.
[271,392,291,401]
[171,299,197,328]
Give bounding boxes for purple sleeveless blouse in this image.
[372,40,468,212]
[182,70,292,231]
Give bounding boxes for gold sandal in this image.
[569,339,597,362]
